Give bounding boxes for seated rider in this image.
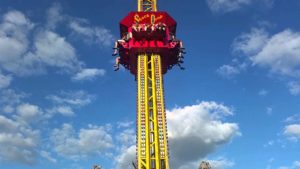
[169,34,186,70]
[132,22,141,32]
[112,32,132,71]
[156,22,166,31]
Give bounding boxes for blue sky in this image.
[0,0,300,169]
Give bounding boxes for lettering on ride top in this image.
[134,13,164,24]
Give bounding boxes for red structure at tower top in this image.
[113,11,185,75]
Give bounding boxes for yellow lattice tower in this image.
[136,1,170,169]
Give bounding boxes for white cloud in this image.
[50,123,113,160]
[0,89,26,105]
[288,82,300,96]
[0,7,111,78]
[234,28,300,77]
[216,64,241,78]
[0,10,83,76]
[2,105,14,113]
[69,20,114,47]
[206,0,251,13]
[167,102,240,169]
[284,124,300,141]
[233,28,269,55]
[116,102,240,169]
[206,0,274,13]
[294,161,300,168]
[217,59,247,79]
[0,72,12,89]
[46,90,94,117]
[47,90,94,107]
[40,150,57,163]
[116,128,136,147]
[46,105,75,117]
[0,10,34,75]
[285,114,300,123]
[46,3,64,30]
[72,68,106,81]
[115,145,136,169]
[55,106,74,116]
[32,30,80,73]
[0,115,39,165]
[16,103,43,123]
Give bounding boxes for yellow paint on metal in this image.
[137,54,169,169]
[137,54,150,169]
[138,0,157,12]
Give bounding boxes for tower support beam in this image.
[137,54,169,169]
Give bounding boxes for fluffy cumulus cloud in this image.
[116,128,136,147]
[0,4,110,78]
[284,124,300,141]
[206,0,251,13]
[48,106,75,117]
[72,68,106,81]
[115,145,136,169]
[45,90,94,118]
[115,102,240,169]
[0,89,26,105]
[216,61,247,79]
[0,9,82,76]
[114,121,136,169]
[46,3,64,30]
[167,102,240,169]
[50,123,113,160]
[233,28,300,77]
[216,65,240,78]
[0,71,12,89]
[233,28,269,56]
[30,30,80,73]
[0,10,34,75]
[69,20,114,47]
[0,115,40,165]
[16,103,44,123]
[40,151,57,163]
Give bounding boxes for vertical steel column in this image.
[137,54,150,169]
[137,54,169,169]
[152,54,169,169]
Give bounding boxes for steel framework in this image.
[137,54,169,169]
[115,0,184,168]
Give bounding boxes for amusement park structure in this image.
[113,0,185,169]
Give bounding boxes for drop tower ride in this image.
[115,1,185,169]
